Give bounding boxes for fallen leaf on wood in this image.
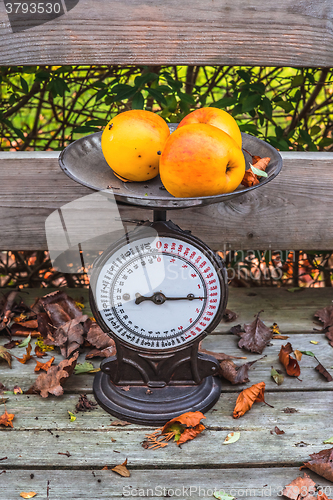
[229,324,244,336]
[323,436,333,444]
[68,411,76,422]
[223,431,240,444]
[283,473,316,500]
[219,358,262,384]
[294,350,303,361]
[233,382,268,419]
[146,412,206,449]
[112,459,130,477]
[18,334,32,348]
[213,492,235,500]
[273,334,289,340]
[271,367,284,385]
[110,420,131,426]
[85,322,116,358]
[15,343,33,364]
[237,311,273,354]
[0,346,12,368]
[301,448,333,482]
[315,306,333,330]
[20,493,37,499]
[34,356,55,373]
[75,394,97,412]
[279,343,301,377]
[46,315,90,358]
[0,398,8,405]
[39,290,83,326]
[270,426,285,435]
[74,362,100,374]
[27,352,78,397]
[34,345,47,358]
[3,340,20,349]
[310,340,319,345]
[300,351,315,357]
[13,386,23,394]
[318,493,333,500]
[270,323,280,335]
[315,361,333,382]
[223,309,237,322]
[0,409,14,427]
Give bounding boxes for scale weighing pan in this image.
[59,124,282,209]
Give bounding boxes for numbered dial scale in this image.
[90,220,228,425]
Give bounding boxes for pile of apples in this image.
[101,108,245,198]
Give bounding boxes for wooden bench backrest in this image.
[1,1,333,251]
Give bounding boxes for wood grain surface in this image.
[1,0,333,66]
[1,152,333,250]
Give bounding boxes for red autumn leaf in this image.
[282,473,316,500]
[279,343,301,377]
[233,382,266,418]
[34,356,55,372]
[301,448,333,482]
[15,343,33,364]
[0,409,15,428]
[326,327,333,348]
[27,352,78,398]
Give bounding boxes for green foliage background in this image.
[1,65,333,151]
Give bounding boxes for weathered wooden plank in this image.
[0,425,330,468]
[1,391,332,432]
[1,0,333,66]
[2,286,331,335]
[1,152,333,250]
[1,332,332,393]
[1,468,332,500]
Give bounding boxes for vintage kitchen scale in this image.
[58,124,282,425]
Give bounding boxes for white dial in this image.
[94,235,222,350]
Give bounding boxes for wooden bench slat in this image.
[1,391,332,432]
[1,332,332,393]
[1,468,332,500]
[1,1,333,66]
[1,153,333,250]
[0,425,329,468]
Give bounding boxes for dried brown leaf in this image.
[270,426,285,435]
[28,352,78,397]
[233,382,266,419]
[238,311,273,354]
[315,306,333,330]
[76,394,98,412]
[112,459,130,477]
[223,309,238,322]
[315,362,333,382]
[279,343,301,377]
[219,358,261,384]
[282,473,316,500]
[110,420,131,426]
[15,343,33,364]
[301,448,333,482]
[0,346,12,368]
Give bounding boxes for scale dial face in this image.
[92,231,225,350]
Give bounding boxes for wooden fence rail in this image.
[1,0,333,66]
[1,151,333,250]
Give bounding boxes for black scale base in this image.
[94,372,222,426]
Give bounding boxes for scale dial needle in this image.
[135,292,207,305]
